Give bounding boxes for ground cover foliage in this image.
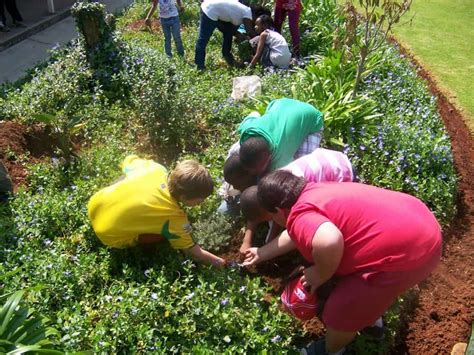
[0,0,457,352]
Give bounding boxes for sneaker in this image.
[361,317,385,340]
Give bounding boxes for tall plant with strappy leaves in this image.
[0,290,61,354]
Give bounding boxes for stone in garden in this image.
[450,342,467,355]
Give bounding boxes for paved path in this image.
[0,0,133,85]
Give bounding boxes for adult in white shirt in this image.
[194,0,268,70]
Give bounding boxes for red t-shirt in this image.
[286,182,442,275]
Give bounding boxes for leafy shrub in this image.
[192,213,233,253]
[300,0,345,56]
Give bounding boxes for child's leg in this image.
[160,17,173,57]
[287,7,301,56]
[170,16,184,56]
[273,7,286,33]
[194,11,218,69]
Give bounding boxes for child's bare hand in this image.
[242,247,260,266]
[301,266,318,294]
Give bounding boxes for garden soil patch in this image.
[0,121,63,189]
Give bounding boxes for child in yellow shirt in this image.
[88,155,226,266]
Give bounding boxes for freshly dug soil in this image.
[394,45,474,354]
[0,121,62,189]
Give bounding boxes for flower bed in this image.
[0,0,457,352]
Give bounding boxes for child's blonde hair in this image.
[168,160,214,200]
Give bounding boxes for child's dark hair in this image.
[250,4,271,19]
[240,185,267,222]
[239,137,270,170]
[257,170,306,212]
[224,154,257,190]
[257,14,273,28]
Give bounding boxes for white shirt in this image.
[158,0,179,18]
[201,0,252,26]
[264,30,291,68]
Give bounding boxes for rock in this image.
[451,342,467,355]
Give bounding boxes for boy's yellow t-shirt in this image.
[87,155,194,249]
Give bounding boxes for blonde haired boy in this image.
[88,155,226,266]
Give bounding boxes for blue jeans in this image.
[194,11,236,69]
[160,16,184,57]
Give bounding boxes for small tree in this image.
[345,0,412,96]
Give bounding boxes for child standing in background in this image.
[273,0,301,57]
[145,0,185,57]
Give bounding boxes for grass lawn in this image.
[393,0,474,129]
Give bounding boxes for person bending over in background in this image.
[88,155,226,266]
[244,170,441,355]
[194,0,269,70]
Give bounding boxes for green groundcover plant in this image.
[0,0,457,352]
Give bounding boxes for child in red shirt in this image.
[243,170,441,354]
[273,0,302,56]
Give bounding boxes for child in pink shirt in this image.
[239,148,355,253]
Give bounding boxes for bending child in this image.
[243,170,441,354]
[238,98,324,177]
[88,155,226,266]
[239,148,356,253]
[249,15,291,69]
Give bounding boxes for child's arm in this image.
[242,18,257,38]
[242,230,295,266]
[183,244,226,267]
[249,33,267,68]
[145,0,158,25]
[240,221,257,254]
[301,222,344,293]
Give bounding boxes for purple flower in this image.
[113,311,120,319]
[144,269,151,277]
[151,293,158,300]
[239,286,247,293]
[116,296,123,302]
[271,335,282,343]
[220,298,229,306]
[185,292,195,300]
[262,326,269,333]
